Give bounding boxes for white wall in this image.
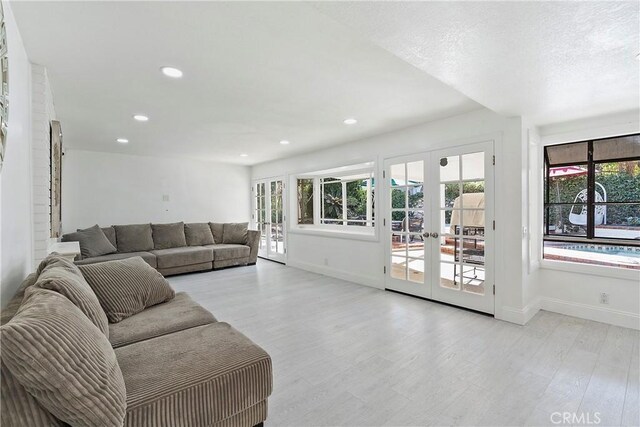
[536,110,640,330]
[253,108,531,324]
[62,149,251,232]
[1,2,34,307]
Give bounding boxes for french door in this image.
[384,141,494,314]
[253,178,286,263]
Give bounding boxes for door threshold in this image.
[385,288,494,318]
[257,256,286,266]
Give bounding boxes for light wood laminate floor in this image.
[169,261,640,427]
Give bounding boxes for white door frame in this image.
[252,177,287,263]
[383,141,495,314]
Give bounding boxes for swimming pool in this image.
[544,242,640,269]
[557,244,640,258]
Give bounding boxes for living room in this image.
[1,1,638,426]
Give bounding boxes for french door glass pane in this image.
[462,152,485,180]
[389,160,425,286]
[439,151,487,293]
[439,155,459,182]
[390,164,405,185]
[408,258,424,283]
[440,262,459,290]
[461,265,485,295]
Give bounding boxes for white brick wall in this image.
[31,64,55,266]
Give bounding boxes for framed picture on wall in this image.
[50,120,63,237]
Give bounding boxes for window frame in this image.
[292,164,377,237]
[543,133,640,250]
[319,174,374,228]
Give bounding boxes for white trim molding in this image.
[287,259,383,290]
[498,298,542,325]
[541,297,640,330]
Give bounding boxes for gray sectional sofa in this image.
[62,221,259,276]
[0,254,273,426]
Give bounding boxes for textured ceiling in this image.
[11,1,479,165]
[11,1,638,165]
[312,1,640,126]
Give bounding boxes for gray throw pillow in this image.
[209,222,224,244]
[61,224,117,259]
[222,222,249,244]
[34,266,109,337]
[0,288,127,427]
[114,223,154,253]
[185,223,215,246]
[78,256,175,323]
[94,227,117,248]
[151,222,187,250]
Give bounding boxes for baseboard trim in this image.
[540,297,640,330]
[286,260,383,289]
[499,298,541,325]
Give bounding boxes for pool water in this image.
[561,245,640,258]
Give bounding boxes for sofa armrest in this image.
[247,230,260,264]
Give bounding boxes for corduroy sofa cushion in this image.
[0,288,127,427]
[205,244,250,261]
[108,292,216,348]
[151,246,213,269]
[34,266,109,337]
[37,252,83,276]
[114,223,154,253]
[78,256,175,323]
[222,222,249,244]
[115,322,272,427]
[151,222,187,250]
[61,224,117,259]
[75,251,157,268]
[0,273,38,326]
[185,222,215,246]
[1,361,62,427]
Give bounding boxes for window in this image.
[320,174,374,226]
[543,134,640,270]
[295,163,375,233]
[297,179,314,225]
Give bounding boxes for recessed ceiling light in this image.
[133,114,149,122]
[343,118,357,125]
[279,140,290,145]
[116,138,129,144]
[161,66,183,78]
[240,153,249,157]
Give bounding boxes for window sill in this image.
[540,258,640,281]
[289,226,378,242]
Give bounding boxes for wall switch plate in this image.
[600,292,609,304]
[162,194,170,202]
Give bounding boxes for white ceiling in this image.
[11,2,639,166]
[11,1,479,165]
[312,1,640,126]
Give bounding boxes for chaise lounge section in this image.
[63,222,260,276]
[0,255,272,427]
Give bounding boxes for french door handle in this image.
[431,232,439,238]
[422,232,430,238]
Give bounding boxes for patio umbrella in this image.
[549,166,587,200]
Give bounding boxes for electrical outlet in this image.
[162,194,170,202]
[599,292,609,305]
